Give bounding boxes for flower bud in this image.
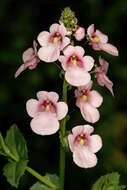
[74,27,85,41]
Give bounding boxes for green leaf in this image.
[3,160,28,188]
[91,172,126,190]
[5,124,28,160]
[30,182,52,190]
[45,173,59,187]
[30,173,59,190]
[0,132,7,156]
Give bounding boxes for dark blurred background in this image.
[0,0,127,189]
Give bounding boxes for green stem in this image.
[26,167,57,190]
[59,77,68,190]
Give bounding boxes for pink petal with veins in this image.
[30,112,59,135]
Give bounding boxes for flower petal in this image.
[14,62,32,78]
[37,91,59,102]
[37,91,49,102]
[83,56,94,71]
[82,125,94,135]
[60,37,70,50]
[37,31,50,47]
[26,99,39,118]
[87,24,94,37]
[59,56,67,71]
[65,68,91,87]
[72,125,94,136]
[99,43,118,56]
[72,125,84,136]
[68,134,75,152]
[88,90,103,108]
[50,23,60,33]
[95,30,108,43]
[47,92,59,102]
[56,102,68,120]
[38,45,60,62]
[99,56,109,73]
[103,74,114,96]
[74,27,85,41]
[58,23,67,36]
[74,46,85,57]
[80,102,100,123]
[97,73,105,86]
[30,112,59,135]
[63,45,75,56]
[22,48,34,62]
[33,40,38,54]
[73,147,97,168]
[89,135,102,153]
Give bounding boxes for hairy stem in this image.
[59,77,68,190]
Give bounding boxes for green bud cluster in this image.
[59,7,78,34]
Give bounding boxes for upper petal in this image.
[37,31,50,47]
[56,102,68,120]
[95,30,108,43]
[78,80,93,91]
[63,45,75,57]
[82,124,94,135]
[30,112,59,135]
[47,92,59,102]
[83,56,94,71]
[72,125,84,136]
[65,68,91,87]
[50,23,60,33]
[37,91,49,102]
[74,46,85,57]
[89,134,102,153]
[99,43,119,56]
[88,90,103,108]
[37,91,59,102]
[80,102,100,123]
[73,147,97,168]
[58,23,67,36]
[26,99,39,117]
[38,45,60,62]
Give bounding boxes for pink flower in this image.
[15,41,39,78]
[96,56,114,96]
[75,81,103,123]
[74,27,85,41]
[87,24,118,56]
[26,91,68,135]
[68,125,102,168]
[59,45,94,86]
[37,23,70,62]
